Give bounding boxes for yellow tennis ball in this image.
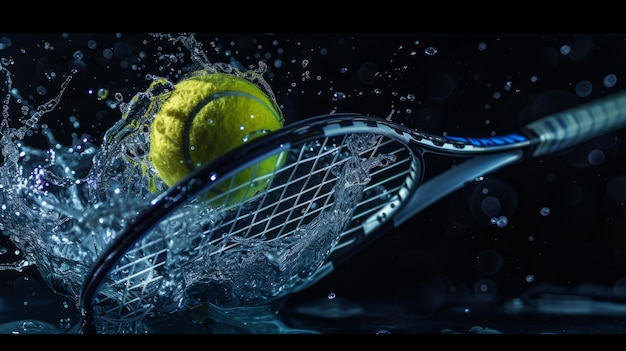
[149,71,285,206]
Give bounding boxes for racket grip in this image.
[526,90,626,157]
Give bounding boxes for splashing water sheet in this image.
[0,33,398,334]
[1,33,626,334]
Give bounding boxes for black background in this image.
[2,32,626,334]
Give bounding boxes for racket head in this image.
[79,113,426,333]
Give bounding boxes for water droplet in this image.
[36,85,47,96]
[97,88,109,100]
[603,73,618,88]
[242,129,270,143]
[20,320,44,333]
[575,79,593,97]
[588,148,605,165]
[332,92,346,101]
[490,215,509,228]
[424,46,438,56]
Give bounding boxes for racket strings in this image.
[88,135,349,324]
[190,138,346,261]
[88,130,417,329]
[331,137,418,250]
[216,138,345,245]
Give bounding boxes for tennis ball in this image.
[148,70,285,206]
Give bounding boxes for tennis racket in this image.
[78,90,626,334]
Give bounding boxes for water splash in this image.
[0,34,397,332]
[188,134,395,309]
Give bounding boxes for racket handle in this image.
[526,90,626,157]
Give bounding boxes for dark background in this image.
[1,33,626,334]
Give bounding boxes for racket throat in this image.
[394,150,523,227]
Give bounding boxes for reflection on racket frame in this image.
[79,91,626,333]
